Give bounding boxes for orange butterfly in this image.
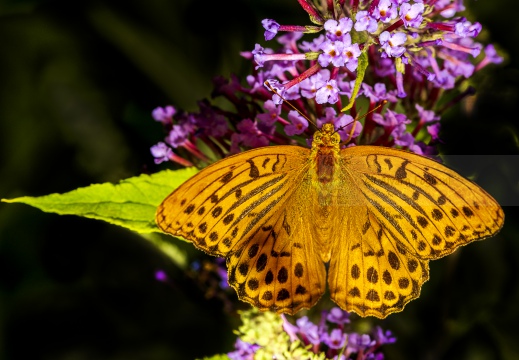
[156,123,504,318]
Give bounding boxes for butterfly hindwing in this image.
[228,203,327,314]
[328,206,430,318]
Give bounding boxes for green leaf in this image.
[141,232,189,269]
[2,168,198,234]
[341,50,368,112]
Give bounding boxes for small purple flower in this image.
[326,307,351,325]
[228,338,260,360]
[365,353,385,360]
[347,333,376,353]
[455,20,482,38]
[296,316,321,345]
[362,83,395,103]
[166,122,193,148]
[372,109,411,128]
[373,0,397,23]
[374,57,395,77]
[444,57,475,78]
[475,44,504,71]
[395,132,422,154]
[437,0,464,18]
[416,104,440,124]
[443,36,482,57]
[251,44,265,70]
[391,0,410,6]
[337,117,363,141]
[246,71,269,93]
[414,141,439,157]
[192,106,229,137]
[393,127,414,146]
[281,315,300,342]
[409,55,436,81]
[264,79,287,105]
[380,31,407,57]
[154,270,168,282]
[299,34,326,52]
[315,79,340,104]
[252,44,273,69]
[232,119,270,149]
[324,18,353,41]
[277,31,303,47]
[322,329,347,349]
[262,18,280,41]
[284,82,302,100]
[285,110,309,136]
[483,44,503,64]
[150,142,173,164]
[337,78,363,100]
[355,11,378,33]
[318,39,346,67]
[399,2,424,28]
[343,42,361,72]
[300,70,330,99]
[396,71,407,98]
[317,107,341,128]
[257,99,281,125]
[373,326,397,345]
[152,105,176,124]
[427,123,441,141]
[432,68,455,89]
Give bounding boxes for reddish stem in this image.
[285,63,321,89]
[384,19,404,33]
[297,0,324,23]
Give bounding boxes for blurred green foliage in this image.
[0,0,518,359]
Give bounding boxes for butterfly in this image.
[156,122,504,318]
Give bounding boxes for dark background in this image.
[1,0,518,359]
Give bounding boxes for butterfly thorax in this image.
[310,123,341,187]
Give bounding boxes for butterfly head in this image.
[312,123,341,152]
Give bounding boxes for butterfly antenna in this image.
[264,80,319,130]
[336,100,388,144]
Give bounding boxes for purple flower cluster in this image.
[226,307,396,359]
[228,339,260,360]
[295,308,395,359]
[150,0,502,166]
[286,307,396,359]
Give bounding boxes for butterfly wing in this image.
[328,146,504,318]
[156,146,327,314]
[227,184,328,314]
[328,202,431,318]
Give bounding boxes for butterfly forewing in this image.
[341,147,504,260]
[157,147,307,256]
